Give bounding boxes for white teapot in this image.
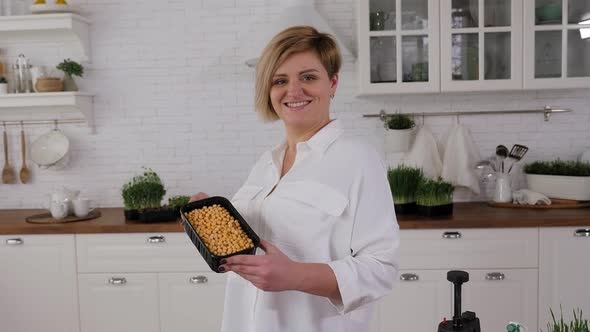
[49,187,80,217]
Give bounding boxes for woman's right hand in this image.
[189,192,209,203]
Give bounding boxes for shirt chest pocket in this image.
[274,181,349,219]
[231,185,263,219]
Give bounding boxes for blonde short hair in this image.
[255,26,342,122]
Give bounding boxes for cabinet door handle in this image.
[6,238,24,245]
[108,277,127,285]
[147,235,166,243]
[400,273,419,281]
[485,272,505,281]
[574,229,590,237]
[189,276,208,284]
[442,231,462,239]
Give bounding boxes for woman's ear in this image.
[330,73,339,93]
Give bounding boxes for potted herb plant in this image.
[121,167,178,222]
[387,165,423,215]
[384,113,415,153]
[168,195,190,217]
[56,58,83,91]
[415,177,454,217]
[542,306,589,332]
[0,76,7,94]
[524,159,590,201]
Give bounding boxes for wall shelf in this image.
[0,13,91,61]
[0,92,94,130]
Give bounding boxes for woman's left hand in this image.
[220,239,302,292]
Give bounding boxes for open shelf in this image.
[0,13,91,61]
[0,92,94,129]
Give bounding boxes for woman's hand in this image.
[189,192,209,202]
[220,240,303,292]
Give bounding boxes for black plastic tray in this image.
[180,196,260,273]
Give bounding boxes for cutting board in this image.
[488,198,590,209]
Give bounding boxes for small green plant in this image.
[542,306,589,332]
[524,159,590,177]
[386,113,415,130]
[387,166,424,204]
[0,76,7,84]
[415,177,454,206]
[168,195,190,209]
[56,58,84,77]
[121,167,166,210]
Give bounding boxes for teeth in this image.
[286,101,310,108]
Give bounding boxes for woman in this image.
[191,26,399,332]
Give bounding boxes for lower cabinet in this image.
[0,234,79,332]
[159,272,227,332]
[539,227,590,325]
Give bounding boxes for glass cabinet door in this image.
[441,0,523,91]
[359,0,439,94]
[524,0,590,88]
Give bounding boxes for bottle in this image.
[0,49,5,76]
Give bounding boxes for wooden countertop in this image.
[0,203,589,235]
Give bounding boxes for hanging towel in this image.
[400,125,443,179]
[441,123,481,195]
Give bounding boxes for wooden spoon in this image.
[19,129,30,184]
[2,128,16,184]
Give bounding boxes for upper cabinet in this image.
[440,0,523,91]
[357,0,590,94]
[523,0,590,89]
[358,0,440,95]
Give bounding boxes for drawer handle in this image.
[400,273,419,281]
[574,229,590,237]
[108,277,127,285]
[190,276,208,284]
[6,238,24,245]
[147,235,166,243]
[442,231,462,239]
[485,272,505,281]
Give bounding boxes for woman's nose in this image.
[286,80,303,95]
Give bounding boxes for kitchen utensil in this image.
[2,125,16,184]
[507,144,529,173]
[19,128,30,183]
[495,144,508,172]
[30,126,70,169]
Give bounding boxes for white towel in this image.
[400,125,443,179]
[512,189,552,205]
[441,124,481,195]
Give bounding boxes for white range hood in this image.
[243,0,355,67]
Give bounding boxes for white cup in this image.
[493,173,512,203]
[73,198,95,218]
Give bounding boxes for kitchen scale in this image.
[438,270,481,332]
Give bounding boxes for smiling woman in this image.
[189,25,400,332]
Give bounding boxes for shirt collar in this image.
[268,119,343,165]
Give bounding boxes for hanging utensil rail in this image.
[0,119,85,126]
[363,106,572,122]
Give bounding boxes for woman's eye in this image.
[302,75,317,81]
[273,79,286,86]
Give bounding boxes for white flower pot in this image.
[0,83,7,94]
[384,127,415,153]
[526,174,590,201]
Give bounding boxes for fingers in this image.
[224,254,264,266]
[189,192,209,203]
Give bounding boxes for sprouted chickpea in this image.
[186,204,254,256]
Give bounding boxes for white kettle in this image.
[48,187,80,218]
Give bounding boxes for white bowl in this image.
[30,129,70,169]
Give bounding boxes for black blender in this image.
[438,270,481,332]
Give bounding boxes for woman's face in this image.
[270,50,338,133]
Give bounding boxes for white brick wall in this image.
[0,0,589,208]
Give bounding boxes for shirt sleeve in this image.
[327,147,400,314]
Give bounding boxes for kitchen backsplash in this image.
[0,0,589,208]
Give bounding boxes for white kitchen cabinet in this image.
[372,270,450,332]
[463,269,538,332]
[440,0,523,91]
[78,273,160,332]
[76,233,225,332]
[358,0,440,94]
[523,0,590,89]
[538,227,590,324]
[0,234,79,332]
[159,272,227,332]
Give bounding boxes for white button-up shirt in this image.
[221,119,400,332]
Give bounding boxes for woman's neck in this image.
[284,119,332,151]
